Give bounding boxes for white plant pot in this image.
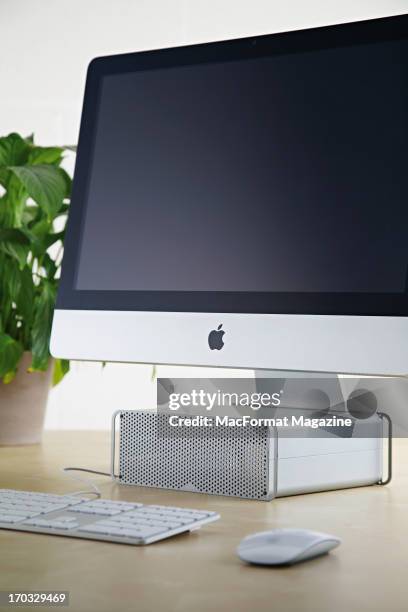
[0,352,53,445]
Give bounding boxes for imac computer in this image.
[51,14,408,376]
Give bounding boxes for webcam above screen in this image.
[51,14,408,375]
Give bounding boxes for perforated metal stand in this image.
[111,410,278,500]
[111,408,392,499]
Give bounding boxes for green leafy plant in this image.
[0,132,73,384]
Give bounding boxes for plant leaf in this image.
[0,177,28,226]
[0,133,30,167]
[2,256,21,302]
[43,230,65,251]
[0,241,29,269]
[28,146,64,166]
[22,205,39,226]
[52,358,70,386]
[0,331,23,381]
[30,282,56,371]
[16,266,35,326]
[58,203,70,215]
[0,227,30,269]
[59,167,72,198]
[26,220,64,258]
[0,227,30,245]
[41,253,58,279]
[9,165,66,219]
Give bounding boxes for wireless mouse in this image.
[237,528,341,566]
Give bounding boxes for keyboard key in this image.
[97,501,141,510]
[157,520,183,529]
[23,519,56,527]
[121,510,151,518]
[95,520,124,527]
[50,516,79,524]
[165,516,193,525]
[78,525,129,537]
[0,505,32,515]
[0,510,39,519]
[103,527,127,536]
[121,526,169,538]
[115,519,155,529]
[139,518,173,527]
[112,529,144,539]
[68,506,121,516]
[48,522,79,530]
[22,518,80,530]
[174,512,209,520]
[0,514,26,523]
[40,504,70,513]
[149,505,189,511]
[77,525,112,535]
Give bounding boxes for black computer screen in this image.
[75,37,408,294]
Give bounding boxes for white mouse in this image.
[237,528,341,566]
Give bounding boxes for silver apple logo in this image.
[208,324,225,350]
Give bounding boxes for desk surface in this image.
[1,432,407,612]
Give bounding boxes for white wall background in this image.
[1,0,407,429]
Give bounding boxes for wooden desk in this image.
[1,432,407,612]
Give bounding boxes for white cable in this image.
[62,467,110,499]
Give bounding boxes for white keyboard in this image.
[0,490,220,545]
